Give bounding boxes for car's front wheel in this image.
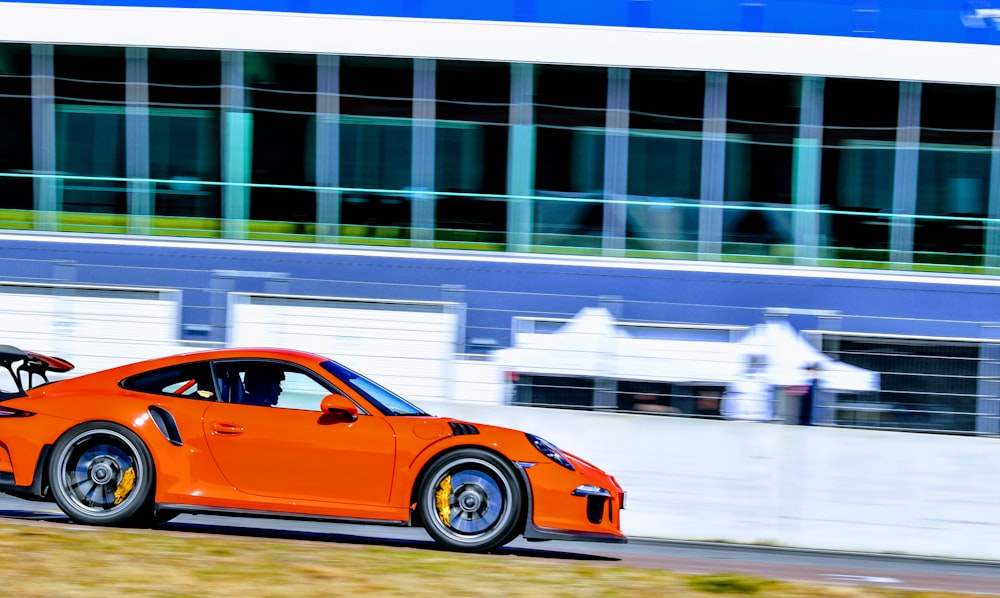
[47,422,155,526]
[418,448,523,552]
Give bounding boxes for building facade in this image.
[1,1,999,270]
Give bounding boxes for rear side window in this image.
[123,362,217,401]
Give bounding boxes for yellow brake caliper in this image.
[114,467,136,505]
[435,475,452,528]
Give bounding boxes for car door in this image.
[202,360,396,506]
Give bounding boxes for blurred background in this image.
[2,0,1000,559]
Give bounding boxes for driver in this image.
[242,365,285,406]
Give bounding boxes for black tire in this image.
[47,422,155,527]
[418,448,523,553]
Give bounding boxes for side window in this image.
[278,370,338,411]
[123,362,216,400]
[214,360,354,412]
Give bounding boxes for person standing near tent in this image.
[797,363,821,425]
[722,354,773,421]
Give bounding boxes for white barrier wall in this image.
[422,399,1000,561]
[228,293,461,404]
[0,283,183,374]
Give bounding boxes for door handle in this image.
[210,422,245,435]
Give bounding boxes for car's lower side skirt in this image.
[155,503,410,527]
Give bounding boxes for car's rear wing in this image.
[0,345,75,394]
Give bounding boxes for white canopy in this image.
[737,320,880,392]
[493,308,880,392]
[494,307,745,384]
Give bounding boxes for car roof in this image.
[110,347,331,378]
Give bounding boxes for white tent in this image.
[493,308,880,392]
[737,320,879,392]
[493,307,746,384]
[492,307,622,377]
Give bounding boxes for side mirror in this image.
[320,394,359,422]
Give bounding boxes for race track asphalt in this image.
[1,494,998,595]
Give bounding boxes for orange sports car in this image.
[0,345,625,552]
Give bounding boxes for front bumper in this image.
[516,462,627,544]
[523,522,628,543]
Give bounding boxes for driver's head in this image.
[243,365,285,405]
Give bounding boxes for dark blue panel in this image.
[535,0,629,26]
[10,0,1000,45]
[652,0,745,31]
[769,1,857,37]
[5,235,1000,347]
[423,0,518,21]
[741,1,766,32]
[301,0,405,17]
[628,0,653,27]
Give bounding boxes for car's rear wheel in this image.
[418,448,522,553]
[48,422,155,526]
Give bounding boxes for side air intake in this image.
[148,406,183,446]
[448,422,480,436]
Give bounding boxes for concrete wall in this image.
[424,399,1000,561]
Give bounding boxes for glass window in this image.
[533,65,607,250]
[434,61,509,249]
[272,369,335,411]
[321,360,425,415]
[341,57,412,118]
[340,57,413,242]
[724,73,799,256]
[436,60,509,125]
[914,83,994,266]
[0,44,32,214]
[215,360,353,412]
[340,116,412,237]
[123,361,217,400]
[148,49,222,222]
[821,77,899,264]
[54,46,127,215]
[626,69,704,256]
[55,45,125,104]
[246,52,316,234]
[56,106,126,214]
[149,109,220,218]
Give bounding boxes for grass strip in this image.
[0,520,982,598]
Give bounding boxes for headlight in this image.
[526,433,574,471]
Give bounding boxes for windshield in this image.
[321,361,427,416]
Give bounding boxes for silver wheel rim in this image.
[55,429,145,518]
[428,457,514,545]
